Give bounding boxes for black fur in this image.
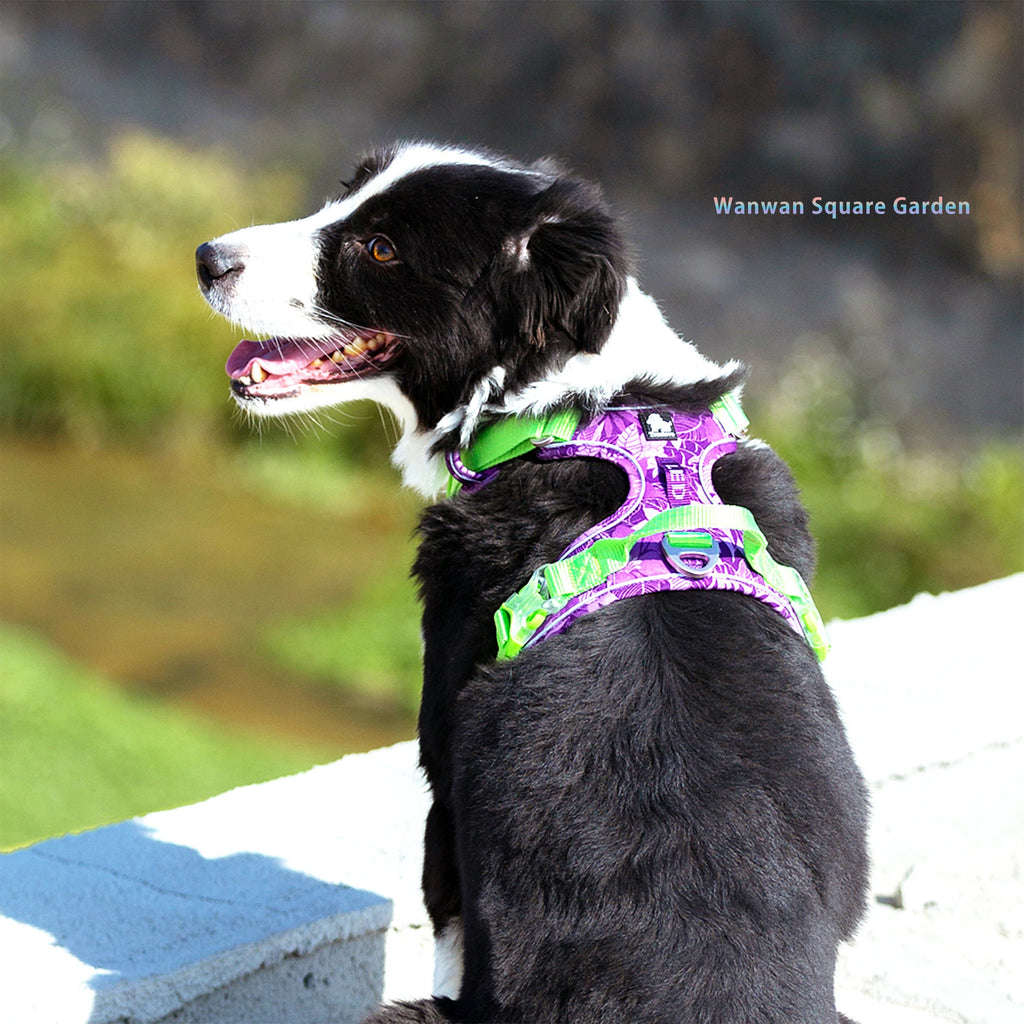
[407,421,867,1022]
[384,157,864,1021]
[199,144,868,1021]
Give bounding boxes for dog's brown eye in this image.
[367,236,397,263]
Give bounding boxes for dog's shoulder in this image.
[712,442,816,583]
[415,454,627,597]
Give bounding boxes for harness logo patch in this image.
[641,411,677,440]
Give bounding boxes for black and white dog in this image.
[197,142,868,1023]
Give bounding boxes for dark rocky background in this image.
[2,0,1021,442]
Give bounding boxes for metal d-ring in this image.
[661,530,721,578]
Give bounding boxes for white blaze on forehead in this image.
[203,144,515,340]
[312,142,521,226]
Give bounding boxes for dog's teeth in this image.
[344,338,369,357]
[330,350,345,364]
[250,363,268,383]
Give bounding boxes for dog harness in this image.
[445,393,829,663]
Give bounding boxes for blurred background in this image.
[1,0,1021,850]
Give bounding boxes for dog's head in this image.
[198,143,628,422]
[198,142,733,492]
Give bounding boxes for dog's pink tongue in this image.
[226,339,326,380]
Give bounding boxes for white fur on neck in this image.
[434,365,509,448]
[390,279,738,497]
[391,424,451,497]
[496,278,737,420]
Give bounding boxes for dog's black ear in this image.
[494,177,630,354]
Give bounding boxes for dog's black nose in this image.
[196,242,245,291]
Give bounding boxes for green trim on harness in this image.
[444,390,828,663]
[445,407,582,497]
[494,504,831,662]
[447,393,746,498]
[709,390,749,437]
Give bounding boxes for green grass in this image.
[0,622,324,851]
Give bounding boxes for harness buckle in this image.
[494,566,567,660]
[661,530,720,578]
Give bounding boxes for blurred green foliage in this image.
[263,534,424,714]
[0,132,305,444]
[757,345,1023,620]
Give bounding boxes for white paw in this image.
[432,918,464,999]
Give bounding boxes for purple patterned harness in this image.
[446,395,829,662]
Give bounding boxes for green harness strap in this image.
[494,503,831,661]
[446,407,582,497]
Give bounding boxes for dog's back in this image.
[196,142,869,1023]
[398,409,867,1023]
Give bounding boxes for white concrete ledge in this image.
[2,575,1021,1023]
[1,742,434,1023]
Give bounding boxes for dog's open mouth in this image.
[226,331,402,400]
